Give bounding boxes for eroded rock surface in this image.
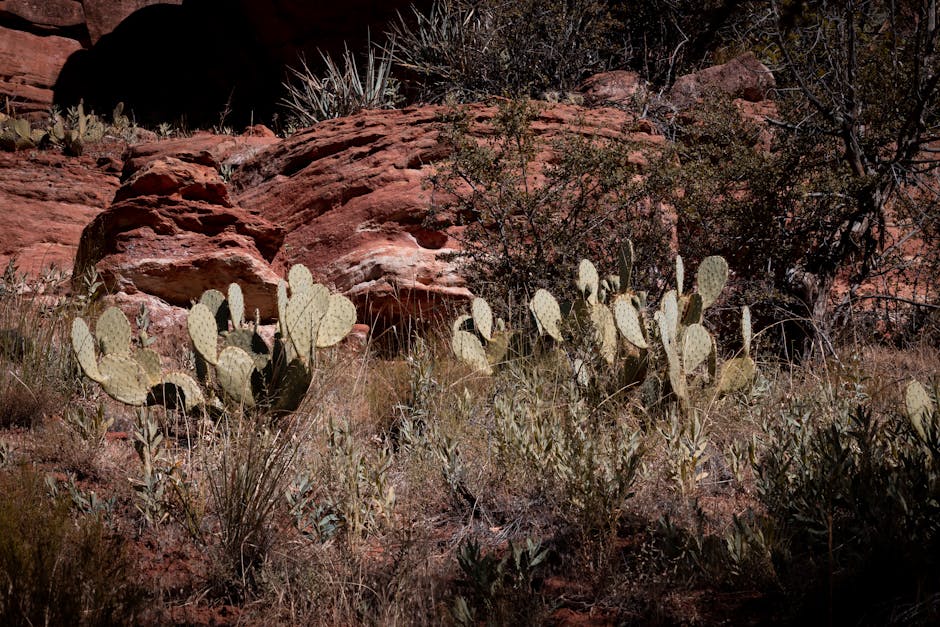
[75,151,285,319]
[0,149,118,274]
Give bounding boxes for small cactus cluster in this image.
[187,265,357,411]
[451,296,513,375]
[72,264,357,415]
[904,379,938,447]
[1,102,114,155]
[71,307,205,411]
[451,241,757,411]
[0,116,44,151]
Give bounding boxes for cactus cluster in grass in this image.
[71,263,357,416]
[451,241,756,415]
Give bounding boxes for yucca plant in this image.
[281,40,401,127]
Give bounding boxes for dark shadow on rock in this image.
[53,0,429,128]
[53,1,280,128]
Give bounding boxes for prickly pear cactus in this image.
[72,307,206,411]
[96,307,133,357]
[187,303,219,366]
[471,297,493,342]
[529,289,563,342]
[904,380,935,443]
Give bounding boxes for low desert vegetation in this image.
[1,237,937,624]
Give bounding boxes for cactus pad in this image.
[452,314,473,336]
[71,318,105,383]
[904,380,934,442]
[485,330,512,366]
[228,283,245,328]
[696,256,728,309]
[717,357,756,394]
[159,372,206,411]
[135,348,163,386]
[613,296,648,349]
[682,324,712,373]
[577,259,600,304]
[187,303,219,365]
[288,264,314,295]
[471,297,493,342]
[316,294,357,348]
[199,289,229,328]
[675,255,685,296]
[741,306,752,357]
[271,359,313,413]
[216,346,256,407]
[285,290,314,362]
[95,307,132,357]
[618,240,634,289]
[590,303,618,364]
[661,290,679,337]
[681,293,704,326]
[98,354,150,406]
[224,328,271,370]
[529,289,563,342]
[452,330,492,374]
[277,280,289,337]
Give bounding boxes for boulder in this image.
[121,130,280,179]
[115,157,232,206]
[669,52,776,109]
[0,26,81,113]
[74,157,285,318]
[579,70,646,107]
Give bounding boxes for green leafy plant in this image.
[451,537,549,626]
[753,391,940,623]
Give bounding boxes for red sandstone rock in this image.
[121,132,280,179]
[82,0,180,43]
[232,104,662,323]
[74,155,285,318]
[115,157,232,206]
[0,1,85,31]
[0,26,80,113]
[669,52,776,108]
[579,70,646,107]
[0,149,118,276]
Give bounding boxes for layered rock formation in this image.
[73,132,283,319]
[231,103,662,324]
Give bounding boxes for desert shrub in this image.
[205,410,302,598]
[753,392,940,623]
[0,466,143,625]
[281,42,401,128]
[431,98,672,315]
[391,0,620,102]
[0,262,80,428]
[492,364,643,538]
